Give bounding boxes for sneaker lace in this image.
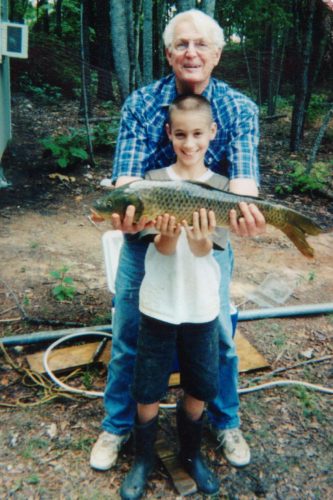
[217,429,241,450]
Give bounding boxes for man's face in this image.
[166,109,217,168]
[166,20,221,93]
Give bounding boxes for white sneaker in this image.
[212,427,251,467]
[90,431,130,470]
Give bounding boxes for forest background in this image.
[9,0,333,188]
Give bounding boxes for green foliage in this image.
[41,118,119,168]
[306,94,329,126]
[92,122,118,150]
[81,366,100,390]
[50,266,76,301]
[41,128,88,168]
[293,386,323,421]
[16,75,63,104]
[275,160,331,194]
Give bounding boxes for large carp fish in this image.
[92,180,322,258]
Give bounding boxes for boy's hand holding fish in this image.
[183,208,217,257]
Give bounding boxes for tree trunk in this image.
[142,0,153,85]
[35,0,49,33]
[272,29,288,114]
[9,0,29,22]
[133,0,143,88]
[79,0,92,118]
[176,0,196,12]
[241,37,255,100]
[200,0,216,17]
[95,0,114,100]
[267,28,276,115]
[290,0,316,152]
[306,104,333,171]
[55,0,63,37]
[155,0,167,78]
[110,0,131,101]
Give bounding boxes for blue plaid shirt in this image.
[112,74,259,184]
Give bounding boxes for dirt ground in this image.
[0,96,332,499]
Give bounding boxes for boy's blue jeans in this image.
[102,236,240,435]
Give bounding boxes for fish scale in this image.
[92,180,323,258]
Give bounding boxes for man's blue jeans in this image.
[102,236,240,435]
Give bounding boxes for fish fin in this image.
[185,180,267,201]
[282,223,315,258]
[289,212,322,236]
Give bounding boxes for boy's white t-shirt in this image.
[139,167,222,325]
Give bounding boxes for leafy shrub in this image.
[16,75,63,104]
[275,160,331,194]
[41,128,88,168]
[92,122,118,150]
[306,94,329,126]
[50,266,76,301]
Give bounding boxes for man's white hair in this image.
[163,9,225,51]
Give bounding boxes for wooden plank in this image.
[156,438,197,497]
[27,332,269,375]
[27,341,112,373]
[236,332,270,372]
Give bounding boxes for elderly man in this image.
[90,9,265,471]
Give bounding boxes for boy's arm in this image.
[154,214,181,256]
[183,209,215,257]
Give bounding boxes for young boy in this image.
[120,95,229,500]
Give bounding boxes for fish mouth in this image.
[90,209,105,223]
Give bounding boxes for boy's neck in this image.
[171,161,208,180]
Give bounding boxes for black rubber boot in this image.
[177,403,220,495]
[120,415,158,500]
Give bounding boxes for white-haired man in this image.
[90,9,266,471]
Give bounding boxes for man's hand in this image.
[111,205,153,234]
[230,202,266,237]
[111,176,153,234]
[229,178,266,237]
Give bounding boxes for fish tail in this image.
[280,212,322,258]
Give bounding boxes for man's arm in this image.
[229,178,266,237]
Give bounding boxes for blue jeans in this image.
[102,236,240,435]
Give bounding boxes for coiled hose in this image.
[42,332,333,409]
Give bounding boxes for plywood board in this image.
[236,332,270,372]
[27,332,269,378]
[27,340,112,373]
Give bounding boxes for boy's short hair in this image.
[168,94,213,125]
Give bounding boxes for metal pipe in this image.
[238,302,333,321]
[0,325,113,346]
[1,302,333,346]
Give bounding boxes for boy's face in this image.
[166,109,217,168]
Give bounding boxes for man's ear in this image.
[165,48,172,66]
[213,48,222,68]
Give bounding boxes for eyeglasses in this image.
[172,40,213,53]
